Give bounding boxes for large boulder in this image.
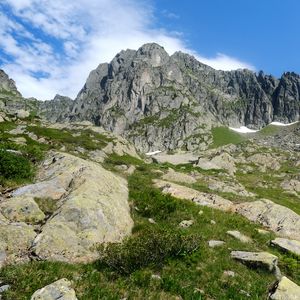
[31,278,78,300]
[31,152,133,263]
[2,151,133,265]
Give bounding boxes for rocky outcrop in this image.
[30,278,78,300]
[0,151,133,265]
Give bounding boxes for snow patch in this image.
[270,121,299,126]
[229,126,259,133]
[145,150,162,156]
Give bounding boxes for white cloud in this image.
[0,0,255,100]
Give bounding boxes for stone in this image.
[162,168,197,184]
[0,196,45,224]
[257,229,270,235]
[8,136,27,145]
[0,220,36,264]
[271,238,300,256]
[31,152,133,263]
[270,276,300,300]
[208,240,225,248]
[30,278,78,300]
[227,230,252,243]
[223,270,235,277]
[210,220,216,225]
[148,218,156,224]
[154,180,234,212]
[231,251,278,272]
[151,274,162,280]
[281,179,300,193]
[0,285,10,293]
[16,109,30,119]
[197,152,236,175]
[179,220,194,228]
[235,199,300,241]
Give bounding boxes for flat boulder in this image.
[270,276,300,300]
[231,251,278,272]
[154,179,234,212]
[271,238,300,256]
[31,278,78,300]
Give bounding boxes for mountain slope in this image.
[40,43,300,152]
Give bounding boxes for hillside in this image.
[0,45,299,299]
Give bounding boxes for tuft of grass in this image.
[26,126,112,151]
[34,197,58,216]
[98,227,201,274]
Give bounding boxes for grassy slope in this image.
[1,159,299,300]
[210,127,246,148]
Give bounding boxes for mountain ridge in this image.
[1,43,299,152]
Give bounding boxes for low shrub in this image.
[98,227,201,274]
[0,149,33,182]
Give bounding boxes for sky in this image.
[0,0,299,100]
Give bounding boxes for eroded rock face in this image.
[30,278,78,300]
[0,151,133,265]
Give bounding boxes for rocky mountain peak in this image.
[135,43,169,67]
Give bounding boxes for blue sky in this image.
[0,0,299,99]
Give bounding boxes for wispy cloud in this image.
[0,0,255,99]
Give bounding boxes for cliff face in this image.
[1,43,300,152]
[53,43,298,152]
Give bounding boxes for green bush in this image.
[0,149,33,181]
[98,227,201,274]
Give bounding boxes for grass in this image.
[2,162,299,300]
[211,126,246,148]
[26,126,112,152]
[236,167,300,215]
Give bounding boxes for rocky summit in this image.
[0,43,299,299]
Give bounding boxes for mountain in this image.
[0,46,300,299]
[40,43,300,152]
